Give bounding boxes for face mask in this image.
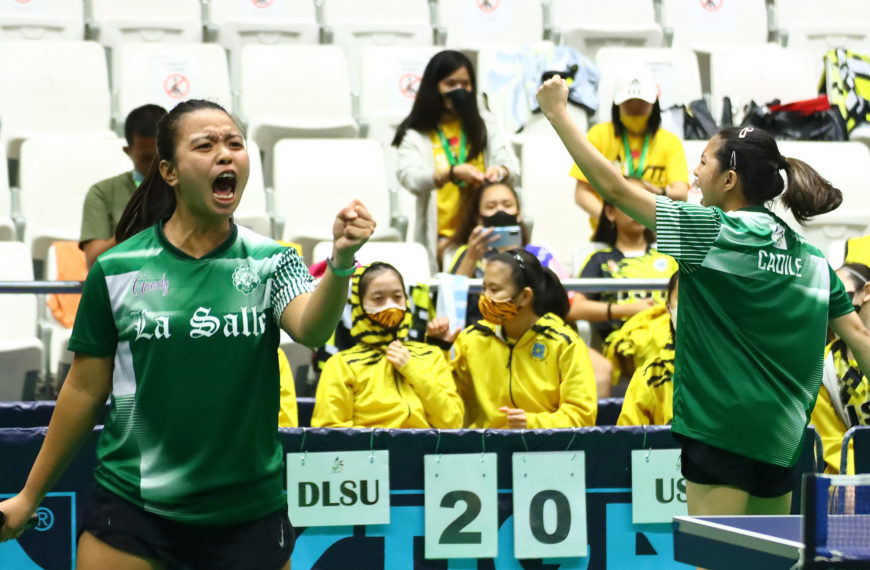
[364,303,406,329]
[669,305,677,332]
[481,210,518,227]
[620,113,649,134]
[478,294,519,325]
[444,88,475,116]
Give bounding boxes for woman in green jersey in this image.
[0,100,375,569]
[536,77,870,517]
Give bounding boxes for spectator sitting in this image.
[79,104,167,268]
[427,248,597,429]
[312,262,463,429]
[617,272,679,426]
[811,263,870,473]
[567,200,677,395]
[393,49,519,269]
[570,64,688,230]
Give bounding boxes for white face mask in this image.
[669,305,678,332]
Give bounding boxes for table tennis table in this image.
[673,515,804,569]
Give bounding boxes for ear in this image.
[861,282,870,305]
[518,286,534,310]
[604,204,617,223]
[159,159,178,189]
[122,145,132,158]
[722,169,738,193]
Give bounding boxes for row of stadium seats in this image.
[2,0,869,53]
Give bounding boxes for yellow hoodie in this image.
[312,265,463,429]
[617,334,675,426]
[450,313,597,429]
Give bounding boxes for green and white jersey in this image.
[69,223,314,524]
[655,197,853,467]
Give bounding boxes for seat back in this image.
[0,0,84,40]
[0,242,38,340]
[437,0,544,47]
[116,42,233,120]
[550,0,663,57]
[313,240,432,286]
[90,0,202,46]
[662,0,769,49]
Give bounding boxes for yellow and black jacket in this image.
[449,313,597,429]
[605,305,671,385]
[844,234,870,267]
[617,333,675,426]
[811,339,870,473]
[311,267,463,429]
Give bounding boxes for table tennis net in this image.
[805,474,870,565]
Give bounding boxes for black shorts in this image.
[677,434,799,499]
[81,484,295,570]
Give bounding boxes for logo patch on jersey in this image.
[531,342,547,360]
[232,264,260,295]
[770,223,787,250]
[653,258,669,272]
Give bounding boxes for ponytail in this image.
[713,126,842,224]
[490,249,570,319]
[780,157,842,224]
[114,158,176,243]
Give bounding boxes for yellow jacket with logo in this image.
[450,313,597,429]
[617,334,675,426]
[810,340,870,473]
[311,264,463,429]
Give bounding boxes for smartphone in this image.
[487,225,522,249]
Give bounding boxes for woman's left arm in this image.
[281,200,375,347]
[401,349,464,429]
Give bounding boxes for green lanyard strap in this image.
[437,128,467,166]
[621,131,650,179]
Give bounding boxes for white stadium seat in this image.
[234,141,273,238]
[519,135,590,269]
[662,0,769,50]
[436,0,544,47]
[775,0,870,52]
[205,0,319,92]
[313,240,432,286]
[272,139,400,263]
[549,0,663,59]
[239,45,359,170]
[358,46,440,128]
[0,41,114,158]
[115,42,233,122]
[0,0,84,40]
[88,0,202,46]
[323,0,433,91]
[708,46,822,123]
[0,241,43,400]
[18,136,131,263]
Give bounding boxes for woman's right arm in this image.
[0,354,112,541]
[537,78,656,230]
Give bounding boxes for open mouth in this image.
[213,172,237,203]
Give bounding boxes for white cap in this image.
[612,65,658,105]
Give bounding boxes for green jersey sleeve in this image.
[68,262,118,357]
[655,196,721,271]
[828,263,855,319]
[271,247,316,327]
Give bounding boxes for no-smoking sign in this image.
[700,0,723,11]
[476,0,499,13]
[164,74,190,99]
[399,73,421,99]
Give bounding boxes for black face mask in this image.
[444,88,476,116]
[481,210,518,227]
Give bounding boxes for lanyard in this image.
[437,128,466,166]
[621,131,650,179]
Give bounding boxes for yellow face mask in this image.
[364,305,406,329]
[620,113,650,134]
[478,294,519,325]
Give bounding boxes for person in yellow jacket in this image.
[811,263,870,473]
[312,262,463,428]
[618,273,678,426]
[278,347,298,428]
[844,234,870,267]
[428,248,597,429]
